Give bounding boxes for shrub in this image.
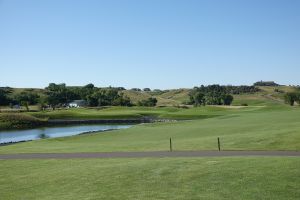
[284,92,298,106]
[138,97,158,107]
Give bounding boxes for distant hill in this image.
[124,86,299,107]
[3,85,300,107]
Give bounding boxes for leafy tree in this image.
[205,85,224,105]
[189,85,235,106]
[14,91,40,105]
[37,96,48,111]
[0,87,12,105]
[190,92,205,106]
[222,94,234,105]
[87,88,132,107]
[86,94,98,107]
[143,88,151,92]
[112,94,132,106]
[284,92,298,106]
[45,83,67,109]
[21,101,29,111]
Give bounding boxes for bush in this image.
[223,94,234,106]
[284,92,299,106]
[138,97,158,107]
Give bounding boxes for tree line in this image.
[189,85,236,106]
[284,92,300,106]
[188,85,259,106]
[0,84,158,109]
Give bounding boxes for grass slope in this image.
[0,113,47,130]
[0,157,299,200]
[1,107,299,154]
[0,106,259,130]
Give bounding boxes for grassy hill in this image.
[4,85,299,108]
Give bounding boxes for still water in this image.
[0,124,132,144]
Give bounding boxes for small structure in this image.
[68,100,87,108]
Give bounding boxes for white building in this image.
[68,100,87,108]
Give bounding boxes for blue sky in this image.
[0,0,299,89]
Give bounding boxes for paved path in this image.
[0,151,299,160]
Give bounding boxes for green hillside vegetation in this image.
[0,113,47,130]
[1,84,300,130]
[2,84,300,109]
[121,90,152,104]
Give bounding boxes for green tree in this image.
[0,87,12,106]
[284,92,297,106]
[138,97,157,107]
[38,96,48,111]
[14,91,39,105]
[295,93,300,105]
[223,94,234,105]
[21,101,29,111]
[45,83,80,109]
[191,92,205,107]
[87,88,132,107]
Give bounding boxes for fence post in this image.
[218,137,221,151]
[170,137,172,152]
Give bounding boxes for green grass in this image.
[0,157,299,200]
[0,105,263,130]
[0,113,47,130]
[27,106,259,120]
[1,107,300,154]
[4,86,292,109]
[1,89,300,200]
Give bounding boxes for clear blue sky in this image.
[0,0,299,89]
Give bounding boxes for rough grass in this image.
[121,90,152,104]
[0,113,47,130]
[1,107,299,154]
[0,157,299,200]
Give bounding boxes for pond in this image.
[0,124,132,144]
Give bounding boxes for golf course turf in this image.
[1,157,299,200]
[1,106,299,154]
[1,105,299,199]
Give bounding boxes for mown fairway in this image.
[1,157,299,200]
[1,106,299,154]
[1,105,299,200]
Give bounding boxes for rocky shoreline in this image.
[47,118,177,125]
